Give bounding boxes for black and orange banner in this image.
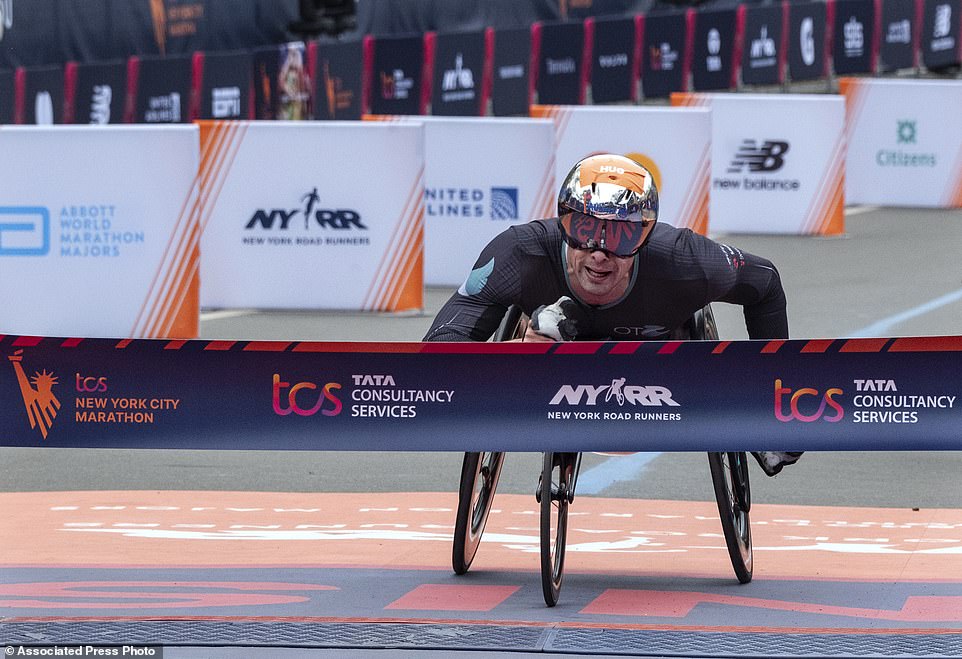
[2,335,962,452]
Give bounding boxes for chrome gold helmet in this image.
[557,154,658,257]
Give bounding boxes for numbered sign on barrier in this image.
[365,115,555,286]
[840,78,962,208]
[198,121,425,311]
[0,126,200,338]
[673,93,845,235]
[531,105,711,235]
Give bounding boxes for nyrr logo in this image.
[8,350,60,439]
[272,374,342,417]
[550,379,679,407]
[749,25,777,68]
[245,188,367,231]
[441,53,475,103]
[728,140,790,173]
[774,379,844,422]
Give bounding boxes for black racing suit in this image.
[424,219,788,342]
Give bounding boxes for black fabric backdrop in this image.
[536,20,585,105]
[0,68,14,123]
[369,34,424,116]
[22,65,64,124]
[691,7,736,90]
[879,0,917,71]
[832,0,876,75]
[589,16,636,103]
[787,1,827,81]
[641,10,687,99]
[198,50,252,120]
[314,38,364,120]
[134,53,193,123]
[491,27,531,116]
[920,0,961,70]
[430,29,486,116]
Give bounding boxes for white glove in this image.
[530,296,580,341]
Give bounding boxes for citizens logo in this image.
[774,379,844,423]
[441,53,476,103]
[244,188,369,247]
[0,206,50,256]
[8,350,60,439]
[272,374,343,417]
[876,119,937,168]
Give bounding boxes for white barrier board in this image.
[840,78,962,208]
[0,126,200,338]
[674,93,845,235]
[199,121,425,311]
[366,116,555,286]
[531,105,712,235]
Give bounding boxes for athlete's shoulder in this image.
[506,218,562,254]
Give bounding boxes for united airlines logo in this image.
[8,350,60,440]
[490,187,519,220]
[727,140,790,173]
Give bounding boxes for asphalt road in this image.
[2,206,962,508]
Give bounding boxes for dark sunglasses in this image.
[559,212,654,258]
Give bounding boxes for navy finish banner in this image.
[879,0,917,71]
[589,16,637,104]
[641,11,688,99]
[691,8,737,91]
[787,1,828,82]
[430,29,486,116]
[491,27,531,116]
[3,335,962,452]
[314,39,363,120]
[741,4,784,86]
[536,20,585,105]
[832,0,876,75]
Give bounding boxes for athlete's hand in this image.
[529,296,580,341]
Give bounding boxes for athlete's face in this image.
[565,245,634,306]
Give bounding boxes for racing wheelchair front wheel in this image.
[692,305,753,584]
[708,451,753,583]
[539,451,580,607]
[451,305,524,575]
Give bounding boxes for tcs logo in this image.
[272,374,342,417]
[774,379,844,422]
[75,373,107,392]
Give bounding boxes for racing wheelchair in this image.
[451,304,753,607]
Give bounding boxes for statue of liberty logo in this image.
[8,349,60,439]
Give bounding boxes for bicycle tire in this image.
[540,451,573,606]
[708,451,753,583]
[452,451,505,574]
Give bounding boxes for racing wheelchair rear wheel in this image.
[696,306,753,584]
[452,305,525,574]
[540,451,580,607]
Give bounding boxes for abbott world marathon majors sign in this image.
[840,78,962,208]
[0,126,200,339]
[673,93,845,235]
[364,115,555,286]
[198,121,425,311]
[531,105,711,234]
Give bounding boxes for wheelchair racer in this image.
[424,154,801,476]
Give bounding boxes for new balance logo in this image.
[727,140,790,173]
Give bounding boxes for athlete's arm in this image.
[699,237,789,339]
[423,228,524,342]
